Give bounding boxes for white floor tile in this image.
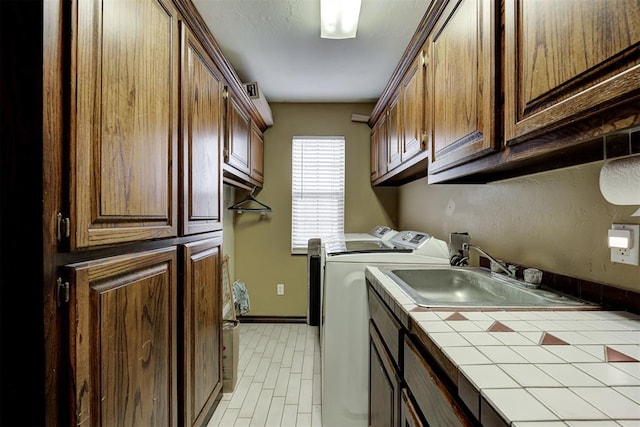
[210,323,322,427]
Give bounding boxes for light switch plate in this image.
[610,224,640,265]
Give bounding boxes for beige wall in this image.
[232,103,398,316]
[398,161,640,291]
[222,184,236,281]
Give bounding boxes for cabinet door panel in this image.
[402,54,425,162]
[72,0,179,248]
[226,94,251,175]
[429,0,498,174]
[181,238,223,426]
[250,123,264,183]
[181,25,223,235]
[387,92,402,171]
[370,322,401,427]
[68,247,178,427]
[505,0,640,143]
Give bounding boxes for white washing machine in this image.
[307,225,397,326]
[321,231,450,427]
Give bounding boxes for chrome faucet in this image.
[462,243,516,278]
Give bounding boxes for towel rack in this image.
[228,187,272,214]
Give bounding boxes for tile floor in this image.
[208,323,323,427]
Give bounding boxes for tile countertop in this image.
[364,265,640,427]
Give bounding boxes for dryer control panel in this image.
[390,230,431,249]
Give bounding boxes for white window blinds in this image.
[291,136,345,253]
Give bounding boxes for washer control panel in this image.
[390,230,431,249]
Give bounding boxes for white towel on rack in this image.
[232,280,250,315]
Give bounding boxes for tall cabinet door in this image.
[180,238,223,427]
[504,0,640,144]
[428,0,499,174]
[180,24,223,235]
[67,247,178,427]
[387,91,402,172]
[72,0,179,249]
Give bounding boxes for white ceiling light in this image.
[320,0,362,39]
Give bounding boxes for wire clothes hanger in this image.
[228,187,272,214]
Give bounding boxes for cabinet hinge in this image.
[420,52,425,67]
[56,212,70,242]
[421,133,427,149]
[57,277,69,307]
[224,147,229,160]
[222,89,229,100]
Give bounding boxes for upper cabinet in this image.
[370,49,429,186]
[71,0,179,249]
[427,0,499,175]
[504,0,640,145]
[372,0,640,185]
[223,90,265,188]
[180,24,224,235]
[225,90,252,176]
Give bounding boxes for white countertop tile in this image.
[575,345,607,361]
[460,311,495,321]
[611,363,640,379]
[483,388,559,422]
[512,346,567,364]
[614,386,640,404]
[570,387,640,419]
[537,364,605,387]
[617,420,640,427]
[429,332,471,347]
[416,320,455,333]
[502,320,543,331]
[446,320,484,332]
[512,422,567,427]
[565,421,623,427]
[580,331,634,345]
[551,331,600,345]
[477,345,530,363]
[499,364,562,387]
[527,388,607,420]
[608,345,640,360]
[574,363,640,386]
[460,332,504,346]
[545,346,602,363]
[442,346,492,366]
[491,332,537,346]
[460,364,520,389]
[409,311,441,321]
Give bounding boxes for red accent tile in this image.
[539,332,569,345]
[487,321,514,332]
[606,347,639,362]
[446,312,469,321]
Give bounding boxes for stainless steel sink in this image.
[381,266,592,308]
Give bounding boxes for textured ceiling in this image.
[192,0,428,103]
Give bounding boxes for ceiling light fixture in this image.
[320,0,362,39]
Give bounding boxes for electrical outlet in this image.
[610,224,640,265]
[277,283,285,295]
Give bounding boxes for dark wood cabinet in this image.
[371,116,388,183]
[427,0,499,175]
[370,322,402,427]
[387,90,403,172]
[368,281,475,427]
[70,0,179,249]
[180,238,223,427]
[250,122,264,183]
[400,389,427,427]
[66,247,178,427]
[401,53,426,162]
[504,0,640,145]
[180,24,224,235]
[225,91,252,176]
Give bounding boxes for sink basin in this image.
[381,266,592,308]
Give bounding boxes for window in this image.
[291,136,345,253]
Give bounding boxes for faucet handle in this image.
[507,264,519,277]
